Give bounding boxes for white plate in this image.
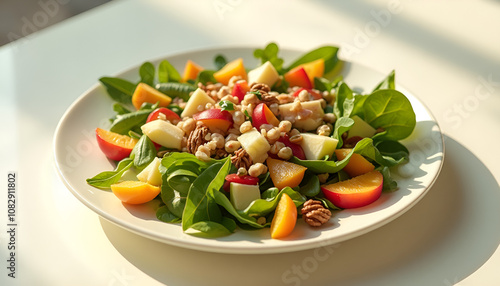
[53,47,444,254]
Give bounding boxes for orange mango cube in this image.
[266,157,307,190]
[213,58,247,85]
[131,83,172,110]
[182,60,203,82]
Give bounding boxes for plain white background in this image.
[1,0,500,285]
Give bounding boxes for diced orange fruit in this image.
[298,58,325,84]
[213,58,247,85]
[131,83,172,110]
[284,67,312,89]
[110,181,161,204]
[270,193,297,239]
[266,157,307,190]
[182,60,203,82]
[335,149,375,177]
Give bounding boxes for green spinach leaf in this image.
[158,60,181,83]
[372,70,395,92]
[86,157,134,188]
[287,46,339,74]
[109,109,151,135]
[139,62,155,86]
[131,135,156,170]
[99,77,136,105]
[253,42,284,73]
[214,54,227,70]
[182,158,231,232]
[363,89,416,141]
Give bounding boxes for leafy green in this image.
[332,116,354,148]
[196,70,217,85]
[377,166,398,192]
[156,205,181,223]
[185,221,233,238]
[214,54,227,70]
[372,70,395,92]
[139,62,155,86]
[158,60,181,83]
[109,109,151,135]
[333,82,354,119]
[299,172,321,197]
[364,89,416,141]
[287,46,339,74]
[218,100,234,111]
[243,187,306,217]
[291,138,405,173]
[375,140,409,162]
[86,157,134,188]
[131,135,156,170]
[181,158,231,235]
[253,42,284,73]
[155,82,196,101]
[99,77,136,105]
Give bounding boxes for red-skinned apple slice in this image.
[252,103,279,130]
[193,108,233,133]
[321,170,383,209]
[223,174,259,192]
[146,107,181,123]
[284,67,313,89]
[292,88,322,100]
[95,128,138,161]
[231,80,250,102]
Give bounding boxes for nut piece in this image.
[301,199,332,227]
[186,124,210,154]
[231,148,253,170]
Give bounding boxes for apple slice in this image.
[193,108,233,133]
[348,115,377,139]
[334,149,375,177]
[284,66,312,89]
[252,103,279,129]
[140,119,184,150]
[247,61,280,87]
[321,170,383,209]
[231,80,250,102]
[230,182,261,211]
[136,157,162,186]
[299,133,338,160]
[180,88,216,118]
[278,99,324,131]
[237,128,270,163]
[95,128,138,161]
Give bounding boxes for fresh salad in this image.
[87,43,416,239]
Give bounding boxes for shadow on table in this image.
[100,135,500,286]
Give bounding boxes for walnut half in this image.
[301,200,332,227]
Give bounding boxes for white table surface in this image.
[1,0,500,285]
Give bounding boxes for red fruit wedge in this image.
[95,128,138,161]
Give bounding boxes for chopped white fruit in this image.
[230,182,261,211]
[299,133,339,160]
[137,157,162,186]
[247,61,280,87]
[141,120,184,150]
[278,99,325,131]
[237,128,270,163]
[348,115,377,138]
[180,88,215,118]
